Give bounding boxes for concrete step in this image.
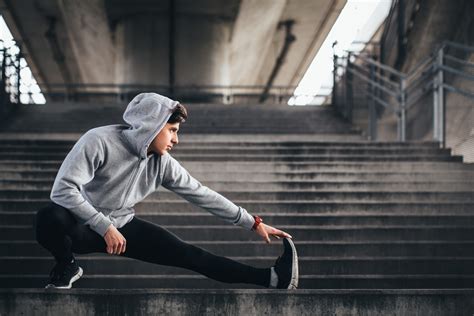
[0,142,442,149]
[2,288,474,315]
[2,200,474,213]
[2,169,474,182]
[3,256,474,279]
[0,146,450,156]
[3,241,474,258]
[1,273,473,289]
[4,225,474,241]
[4,212,474,226]
[2,180,474,192]
[1,161,472,172]
[1,288,472,315]
[3,169,474,180]
[2,190,473,202]
[0,132,367,142]
[0,153,463,162]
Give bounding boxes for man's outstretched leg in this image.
[35,204,298,289]
[119,217,298,289]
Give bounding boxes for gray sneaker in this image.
[273,237,299,289]
[45,259,83,289]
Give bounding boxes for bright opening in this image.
[290,0,392,106]
[0,15,46,104]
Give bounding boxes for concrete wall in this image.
[374,0,474,162]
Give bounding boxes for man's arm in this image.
[50,131,113,237]
[161,155,255,230]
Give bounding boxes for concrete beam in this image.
[56,0,115,84]
[229,0,286,86]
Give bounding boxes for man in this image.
[35,92,299,290]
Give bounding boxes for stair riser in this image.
[3,202,474,213]
[5,227,474,241]
[0,148,450,155]
[2,181,474,191]
[1,276,473,289]
[2,191,473,202]
[2,173,474,183]
[2,243,474,258]
[1,162,472,172]
[4,213,474,226]
[0,155,463,162]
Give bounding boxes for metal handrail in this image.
[345,51,405,77]
[444,54,474,68]
[439,65,474,81]
[349,62,401,89]
[333,40,474,145]
[442,83,474,99]
[346,67,401,98]
[443,40,474,52]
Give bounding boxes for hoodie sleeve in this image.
[50,131,113,237]
[162,155,255,230]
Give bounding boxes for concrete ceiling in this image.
[0,0,346,94]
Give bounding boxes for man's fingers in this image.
[274,229,293,239]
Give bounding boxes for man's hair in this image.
[168,104,188,123]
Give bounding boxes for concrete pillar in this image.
[115,14,232,88]
[114,15,169,86]
[229,0,287,86]
[175,16,232,86]
[57,0,115,84]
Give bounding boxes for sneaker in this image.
[45,259,83,289]
[273,237,299,289]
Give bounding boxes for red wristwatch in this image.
[252,215,263,231]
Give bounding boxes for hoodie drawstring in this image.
[145,159,148,186]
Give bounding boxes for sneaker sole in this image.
[45,267,83,289]
[284,238,299,290]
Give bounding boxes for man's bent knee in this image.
[35,202,74,239]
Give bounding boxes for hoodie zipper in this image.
[119,157,143,210]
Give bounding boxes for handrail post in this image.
[433,46,445,147]
[398,76,407,142]
[368,63,377,140]
[332,53,338,108]
[16,43,22,104]
[345,52,353,122]
[438,47,445,148]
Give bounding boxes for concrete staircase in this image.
[1,103,474,314]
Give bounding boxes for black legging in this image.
[35,202,270,287]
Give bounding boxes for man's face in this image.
[148,122,180,155]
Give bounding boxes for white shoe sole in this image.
[45,267,83,289]
[284,238,299,289]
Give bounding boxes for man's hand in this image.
[104,224,127,255]
[254,223,292,243]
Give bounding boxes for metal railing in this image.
[32,83,328,105]
[333,41,474,147]
[0,40,22,105]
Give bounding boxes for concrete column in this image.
[175,16,232,86]
[229,0,287,86]
[57,0,115,84]
[114,15,169,86]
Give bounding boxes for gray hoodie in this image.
[50,93,255,237]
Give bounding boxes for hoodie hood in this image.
[122,93,179,159]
